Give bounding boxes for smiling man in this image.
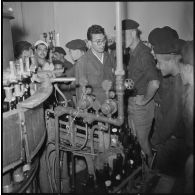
[34,40,54,71]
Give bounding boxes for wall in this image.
[127,2,193,41]
[4,2,194,61]
[53,2,117,62]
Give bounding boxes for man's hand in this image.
[135,80,160,106]
[135,95,146,106]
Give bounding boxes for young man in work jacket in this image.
[74,24,115,105]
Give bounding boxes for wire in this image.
[45,142,58,192]
[54,83,68,107]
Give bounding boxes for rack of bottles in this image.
[3,56,47,193]
[3,56,38,112]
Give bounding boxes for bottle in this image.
[120,118,131,148]
[133,137,142,167]
[86,174,95,193]
[103,162,112,193]
[95,169,107,193]
[114,154,123,186]
[123,148,135,177]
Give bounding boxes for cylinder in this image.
[19,58,24,74]
[4,86,13,102]
[3,7,14,70]
[14,84,21,97]
[9,61,17,80]
[115,2,124,76]
[13,166,24,183]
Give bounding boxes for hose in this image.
[54,83,68,107]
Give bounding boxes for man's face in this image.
[123,29,134,48]
[35,44,48,59]
[90,34,106,53]
[53,52,64,62]
[54,63,64,77]
[156,54,174,76]
[69,49,83,62]
[22,48,33,62]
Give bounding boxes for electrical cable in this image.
[45,142,58,192]
[54,83,68,107]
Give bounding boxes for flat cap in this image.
[114,19,139,30]
[54,47,66,55]
[148,26,185,54]
[66,39,87,51]
[34,40,48,48]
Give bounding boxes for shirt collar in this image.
[130,41,143,56]
[91,49,104,64]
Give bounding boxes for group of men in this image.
[13,19,193,193]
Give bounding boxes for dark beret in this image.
[114,19,139,30]
[66,39,87,51]
[54,47,66,55]
[148,26,185,54]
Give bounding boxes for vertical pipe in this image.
[115,2,124,76]
[55,116,61,192]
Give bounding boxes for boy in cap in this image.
[122,19,160,168]
[52,46,73,71]
[148,26,189,177]
[66,39,87,62]
[34,40,54,71]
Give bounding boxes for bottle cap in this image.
[116,174,121,180]
[112,128,117,133]
[105,180,111,187]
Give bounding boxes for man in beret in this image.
[148,26,189,179]
[122,19,160,168]
[66,39,87,62]
[52,46,73,71]
[54,39,88,107]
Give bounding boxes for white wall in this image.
[127,2,193,41]
[21,2,55,44]
[4,2,194,59]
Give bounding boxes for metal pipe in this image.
[55,106,123,126]
[115,2,125,76]
[55,115,61,192]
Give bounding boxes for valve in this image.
[124,79,134,90]
[101,99,117,115]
